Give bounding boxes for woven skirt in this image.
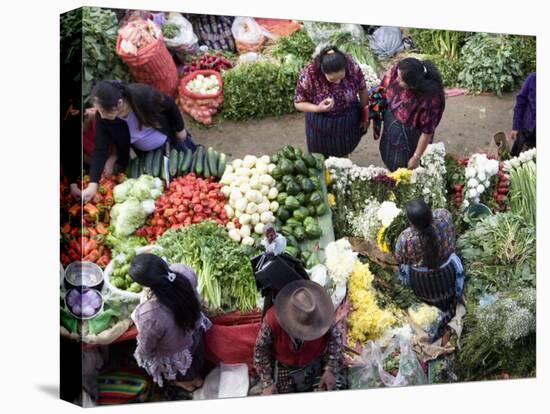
[305,103,362,158]
[379,108,421,172]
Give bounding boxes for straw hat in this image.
[274,280,334,341]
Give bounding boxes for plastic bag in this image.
[303,21,364,45]
[193,363,249,400]
[232,17,266,54]
[163,13,199,55]
[368,26,404,59]
[349,326,427,389]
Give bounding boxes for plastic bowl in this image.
[65,261,104,290]
[64,287,104,320]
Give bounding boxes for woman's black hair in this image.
[397,58,444,99]
[90,81,162,129]
[316,45,347,75]
[405,199,441,269]
[129,254,201,331]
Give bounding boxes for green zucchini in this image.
[144,151,155,175]
[140,154,148,175]
[126,157,135,177]
[195,146,205,176]
[160,156,167,181]
[180,148,192,175]
[152,148,163,177]
[204,154,211,178]
[132,157,141,179]
[217,153,227,178]
[207,147,218,177]
[190,150,198,175]
[169,149,179,177]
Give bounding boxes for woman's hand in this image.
[317,98,335,113]
[407,154,421,170]
[103,154,117,178]
[261,384,277,395]
[318,370,337,391]
[82,183,98,203]
[509,130,519,141]
[70,183,82,200]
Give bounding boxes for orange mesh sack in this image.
[178,70,224,125]
[116,19,178,98]
[255,18,301,39]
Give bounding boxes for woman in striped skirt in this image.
[376,58,446,171]
[294,46,369,158]
[394,199,464,344]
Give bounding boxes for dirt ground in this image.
[186,92,517,166]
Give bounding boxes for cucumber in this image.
[207,147,218,177]
[140,154,147,175]
[179,148,192,175]
[204,154,211,178]
[169,149,179,177]
[190,150,198,175]
[217,153,227,178]
[144,151,155,175]
[126,157,135,177]
[177,150,186,176]
[152,148,163,177]
[195,146,205,176]
[132,157,141,179]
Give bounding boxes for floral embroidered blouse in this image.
[294,55,366,117]
[131,264,212,387]
[394,209,456,267]
[383,65,445,134]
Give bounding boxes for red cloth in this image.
[204,310,262,371]
[83,116,96,158]
[265,308,327,367]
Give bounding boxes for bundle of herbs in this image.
[457,288,536,381]
[271,29,316,67]
[154,221,258,312]
[367,260,420,310]
[457,212,535,303]
[221,59,299,120]
[328,31,382,74]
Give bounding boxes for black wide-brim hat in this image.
[274,279,334,341]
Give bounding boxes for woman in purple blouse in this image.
[129,254,212,393]
[509,72,536,157]
[294,46,369,158]
[77,81,197,203]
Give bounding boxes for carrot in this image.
[84,239,98,256]
[83,249,100,263]
[95,223,108,235]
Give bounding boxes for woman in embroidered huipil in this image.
[294,46,369,158]
[129,253,212,392]
[377,58,446,171]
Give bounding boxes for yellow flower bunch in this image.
[376,226,390,253]
[327,193,336,207]
[408,304,440,330]
[347,261,397,345]
[325,170,332,185]
[388,168,413,185]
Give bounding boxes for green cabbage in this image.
[113,179,136,203]
[112,198,147,236]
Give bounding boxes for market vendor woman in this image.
[78,81,197,202]
[254,280,343,394]
[394,199,464,343]
[129,254,212,392]
[294,46,369,158]
[377,58,445,171]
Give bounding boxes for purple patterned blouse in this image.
[131,264,212,387]
[294,55,366,116]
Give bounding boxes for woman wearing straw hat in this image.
[254,280,343,394]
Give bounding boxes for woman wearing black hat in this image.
[254,280,343,394]
[129,254,212,392]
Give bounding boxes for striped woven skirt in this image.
[379,108,421,172]
[409,262,457,317]
[305,103,362,158]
